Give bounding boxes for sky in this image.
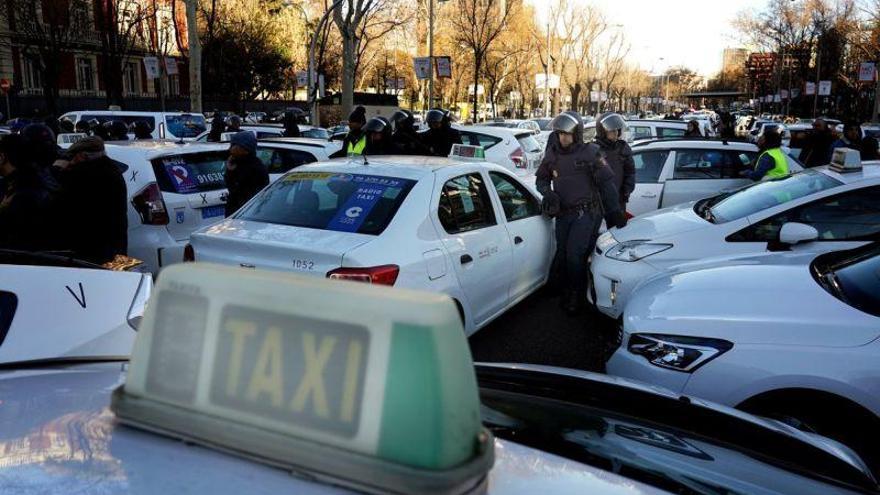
[527,0,768,77]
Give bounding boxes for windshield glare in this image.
[709,169,842,223]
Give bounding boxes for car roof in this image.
[292,155,506,180]
[632,138,756,149]
[625,119,688,126]
[66,111,201,117]
[815,162,880,183]
[460,125,534,137]
[259,137,337,148]
[106,140,228,157]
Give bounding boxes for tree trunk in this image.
[340,32,356,120]
[472,52,481,123]
[185,0,202,112]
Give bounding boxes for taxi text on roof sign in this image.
[112,263,493,495]
[449,144,486,161]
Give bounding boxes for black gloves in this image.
[607,210,628,229]
[541,191,561,217]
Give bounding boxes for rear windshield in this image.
[166,115,207,138]
[709,169,842,223]
[236,172,416,235]
[256,146,318,174]
[516,134,542,153]
[302,128,330,139]
[151,151,229,194]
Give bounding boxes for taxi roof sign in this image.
[112,263,492,494]
[830,147,862,173]
[449,144,486,161]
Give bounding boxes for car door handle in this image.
[640,193,658,198]
[460,254,473,265]
[514,236,524,245]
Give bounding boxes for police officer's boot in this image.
[564,290,584,316]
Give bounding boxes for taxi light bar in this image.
[448,144,486,161]
[327,265,399,286]
[830,147,862,173]
[111,263,492,495]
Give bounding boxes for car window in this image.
[256,147,318,174]
[237,172,416,235]
[583,127,597,140]
[460,131,502,150]
[302,128,330,139]
[814,244,880,317]
[438,173,497,234]
[165,115,207,138]
[629,126,653,140]
[0,291,17,347]
[516,134,542,153]
[673,150,757,180]
[151,151,230,194]
[489,172,540,222]
[255,131,283,139]
[710,169,843,223]
[633,150,669,183]
[657,127,685,138]
[728,186,880,242]
[81,114,156,129]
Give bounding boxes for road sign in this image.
[413,57,432,80]
[805,82,816,96]
[859,62,876,82]
[0,79,10,93]
[143,57,161,79]
[818,80,832,96]
[164,58,179,76]
[435,56,452,78]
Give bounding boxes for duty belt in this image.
[560,198,601,216]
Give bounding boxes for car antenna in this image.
[362,151,369,166]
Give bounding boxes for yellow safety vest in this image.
[347,135,366,156]
[756,148,789,179]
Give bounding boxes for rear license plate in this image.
[201,205,225,219]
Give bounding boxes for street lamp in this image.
[308,0,345,126]
[428,0,450,111]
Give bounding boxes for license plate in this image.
[201,205,225,219]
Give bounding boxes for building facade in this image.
[722,48,748,74]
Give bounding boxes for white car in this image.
[457,125,545,176]
[591,161,880,319]
[607,242,880,476]
[0,251,149,363]
[106,141,232,274]
[626,138,803,217]
[195,124,330,141]
[59,111,207,141]
[255,138,343,181]
[482,119,542,135]
[188,156,553,335]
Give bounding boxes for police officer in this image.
[594,113,635,212]
[105,120,129,141]
[362,117,394,155]
[133,120,153,140]
[422,109,462,157]
[744,128,788,181]
[536,111,627,315]
[74,120,91,136]
[329,106,368,158]
[226,115,242,133]
[390,109,429,155]
[282,109,302,138]
[208,111,226,142]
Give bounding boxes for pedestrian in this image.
[51,137,128,263]
[798,118,835,167]
[0,134,53,251]
[102,120,129,141]
[224,131,269,217]
[390,109,429,155]
[20,123,61,192]
[684,120,703,138]
[536,111,627,315]
[422,108,463,157]
[133,120,153,140]
[329,106,368,158]
[594,112,635,213]
[743,128,788,181]
[831,120,878,161]
[362,117,394,155]
[208,111,226,142]
[227,115,242,133]
[74,120,91,135]
[282,109,302,138]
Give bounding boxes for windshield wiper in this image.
[0,356,129,371]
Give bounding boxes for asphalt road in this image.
[468,287,619,373]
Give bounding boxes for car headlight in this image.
[605,241,672,262]
[627,334,733,372]
[596,232,617,254]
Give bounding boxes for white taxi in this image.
[1,264,876,494]
[591,154,880,319]
[188,153,553,335]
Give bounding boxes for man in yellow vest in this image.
[330,106,368,158]
[745,128,789,181]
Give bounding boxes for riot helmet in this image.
[390,109,415,133]
[364,116,391,136]
[133,120,153,139]
[426,109,450,130]
[550,111,584,144]
[596,112,626,141]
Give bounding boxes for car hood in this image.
[613,201,710,243]
[0,364,665,495]
[624,254,880,347]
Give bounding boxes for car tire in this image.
[738,390,880,478]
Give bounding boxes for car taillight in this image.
[326,265,399,286]
[625,211,634,220]
[510,147,526,168]
[183,244,195,262]
[132,182,169,225]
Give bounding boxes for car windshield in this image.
[813,243,880,317]
[166,115,207,138]
[707,169,842,223]
[302,128,330,139]
[236,172,416,235]
[151,151,229,194]
[516,134,542,153]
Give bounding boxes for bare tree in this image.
[559,3,605,113]
[449,0,513,122]
[352,0,413,89]
[95,0,158,107]
[184,0,202,112]
[332,0,382,117]
[597,31,630,112]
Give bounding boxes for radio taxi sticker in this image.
[163,159,199,194]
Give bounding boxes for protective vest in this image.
[756,148,789,179]
[347,135,367,156]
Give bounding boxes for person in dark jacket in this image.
[20,123,61,193]
[226,115,242,133]
[329,106,368,158]
[831,121,879,160]
[536,111,626,315]
[51,137,128,263]
[798,118,835,167]
[422,109,463,157]
[282,109,302,138]
[594,112,636,213]
[390,109,429,155]
[208,111,226,142]
[224,131,269,217]
[684,120,703,137]
[133,120,153,140]
[362,117,394,155]
[74,120,92,135]
[0,134,53,251]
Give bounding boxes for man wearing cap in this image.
[0,134,53,250]
[51,136,128,263]
[224,131,269,217]
[537,111,626,315]
[330,106,368,158]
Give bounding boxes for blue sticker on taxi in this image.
[201,205,226,219]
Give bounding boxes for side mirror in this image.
[779,222,819,245]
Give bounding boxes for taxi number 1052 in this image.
[292,259,315,271]
[209,305,370,437]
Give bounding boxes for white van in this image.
[59,111,207,141]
